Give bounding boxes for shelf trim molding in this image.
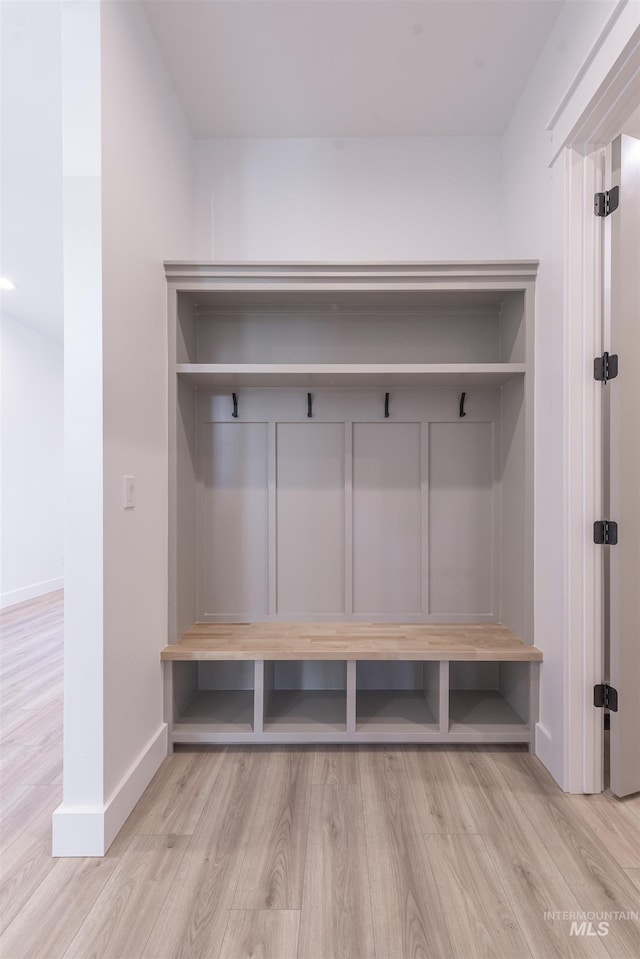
[165,260,539,279]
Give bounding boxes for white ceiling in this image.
[143,0,564,139]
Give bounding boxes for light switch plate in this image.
[123,475,136,510]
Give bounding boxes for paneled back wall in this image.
[196,388,503,624]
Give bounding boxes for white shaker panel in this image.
[353,423,421,615]
[203,422,269,615]
[429,422,494,615]
[276,422,345,615]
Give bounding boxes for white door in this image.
[607,134,640,798]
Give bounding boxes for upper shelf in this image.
[176,363,526,390]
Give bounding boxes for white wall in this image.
[53,0,193,856]
[502,0,637,788]
[0,0,64,609]
[0,315,64,607]
[193,136,503,260]
[0,0,64,341]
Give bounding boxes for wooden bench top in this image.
[161,623,543,662]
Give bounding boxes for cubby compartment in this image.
[448,662,531,740]
[170,661,255,740]
[176,288,526,366]
[356,661,440,734]
[263,661,347,734]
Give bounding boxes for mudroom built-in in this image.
[162,261,542,746]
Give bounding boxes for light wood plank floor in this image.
[2,592,640,959]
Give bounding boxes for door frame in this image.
[563,146,605,793]
[557,17,640,792]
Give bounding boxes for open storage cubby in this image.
[175,287,526,365]
[263,661,347,735]
[169,661,256,743]
[446,662,532,742]
[355,661,441,736]
[164,262,540,747]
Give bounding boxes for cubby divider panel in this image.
[355,661,440,734]
[263,661,347,733]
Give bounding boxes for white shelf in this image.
[176,363,525,390]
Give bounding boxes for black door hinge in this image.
[594,186,619,217]
[594,520,618,545]
[594,683,618,712]
[594,352,618,382]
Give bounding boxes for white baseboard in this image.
[51,804,106,857]
[52,724,168,857]
[104,724,168,852]
[534,721,562,784]
[0,577,64,609]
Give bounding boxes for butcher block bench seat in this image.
[161,622,543,662]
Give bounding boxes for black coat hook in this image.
[384,392,390,418]
[307,393,313,418]
[232,393,238,418]
[459,392,466,418]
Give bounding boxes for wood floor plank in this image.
[298,785,375,959]
[0,855,119,959]
[0,642,62,681]
[0,742,63,791]
[142,749,269,959]
[449,747,610,958]
[564,795,640,869]
[219,910,300,959]
[402,746,478,835]
[489,749,640,883]
[486,749,640,959]
[0,783,60,854]
[311,746,361,785]
[232,747,314,911]
[425,834,532,958]
[0,700,62,747]
[359,747,453,959]
[134,747,227,836]
[620,793,640,824]
[62,834,189,959]
[0,819,57,934]
[109,753,203,849]
[624,868,640,892]
[0,679,63,713]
